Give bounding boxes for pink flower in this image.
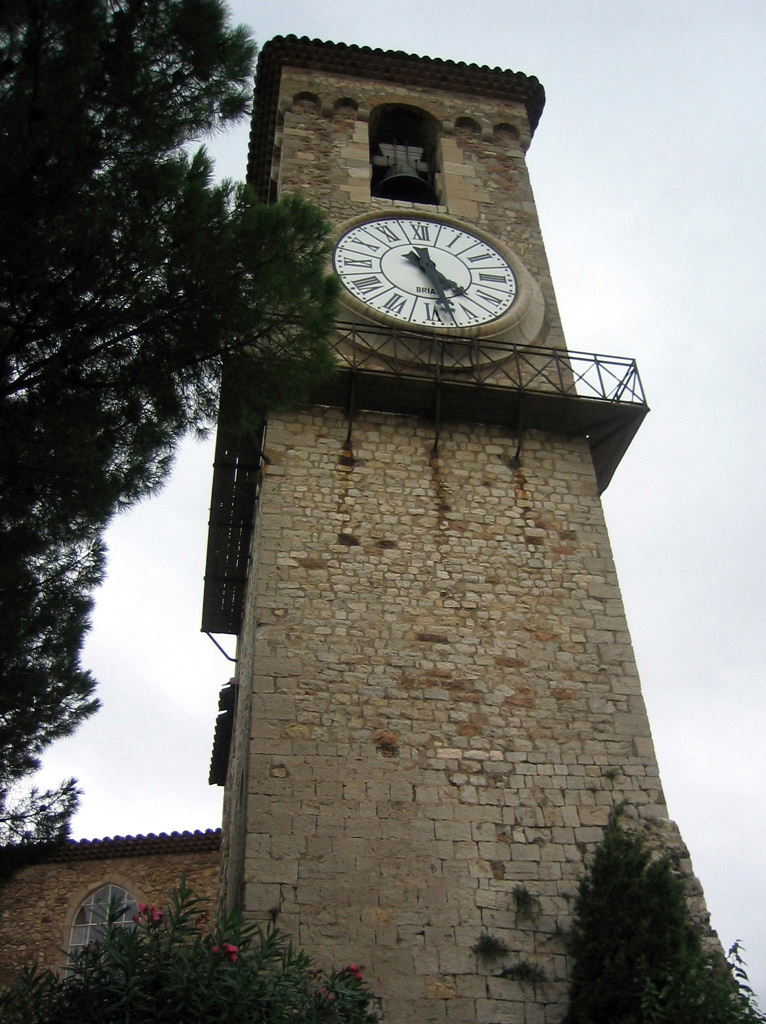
[345,963,363,981]
[138,903,148,915]
[222,942,238,963]
[318,987,334,1002]
[212,945,219,955]
[131,913,139,923]
[149,906,163,924]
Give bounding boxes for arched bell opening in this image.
[369,104,440,205]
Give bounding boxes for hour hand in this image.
[404,248,432,272]
[404,249,464,296]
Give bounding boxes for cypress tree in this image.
[565,815,764,1023]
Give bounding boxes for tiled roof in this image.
[35,829,221,863]
[248,35,546,200]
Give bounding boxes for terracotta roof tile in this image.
[34,829,221,863]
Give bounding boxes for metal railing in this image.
[330,321,645,406]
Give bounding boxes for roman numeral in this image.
[423,303,443,322]
[372,223,399,243]
[342,257,373,268]
[412,223,430,242]
[353,275,383,295]
[468,251,493,263]
[382,292,408,316]
[353,237,381,252]
[458,304,479,322]
[477,289,502,306]
[479,272,506,283]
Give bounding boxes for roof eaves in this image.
[33,828,222,863]
[247,35,545,200]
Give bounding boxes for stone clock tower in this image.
[203,37,712,1024]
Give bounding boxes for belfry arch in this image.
[369,103,440,204]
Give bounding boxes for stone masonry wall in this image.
[0,839,219,988]
[234,406,671,1024]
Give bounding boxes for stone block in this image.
[475,997,525,1023]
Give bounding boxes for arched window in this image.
[369,104,440,205]
[69,883,138,956]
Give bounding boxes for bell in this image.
[375,163,439,205]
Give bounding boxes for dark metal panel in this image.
[209,681,238,786]
[201,406,265,636]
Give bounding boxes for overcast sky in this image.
[35,0,766,1001]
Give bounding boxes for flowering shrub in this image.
[0,879,376,1024]
[211,941,238,963]
[132,903,163,925]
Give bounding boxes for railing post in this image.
[555,349,566,394]
[593,355,606,400]
[513,345,524,391]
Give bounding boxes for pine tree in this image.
[0,0,339,842]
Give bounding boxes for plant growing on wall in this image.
[564,813,764,1024]
[0,880,376,1024]
[471,932,509,961]
[512,884,539,923]
[500,959,547,986]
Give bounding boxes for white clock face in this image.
[333,216,517,329]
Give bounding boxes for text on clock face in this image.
[334,217,518,328]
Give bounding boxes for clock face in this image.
[333,216,517,329]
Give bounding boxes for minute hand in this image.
[406,248,454,314]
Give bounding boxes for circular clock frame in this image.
[332,211,545,345]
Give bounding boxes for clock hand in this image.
[405,249,465,295]
[405,248,456,315]
[441,277,465,296]
[415,249,468,295]
[419,256,454,315]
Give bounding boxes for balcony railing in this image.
[328,320,645,405]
